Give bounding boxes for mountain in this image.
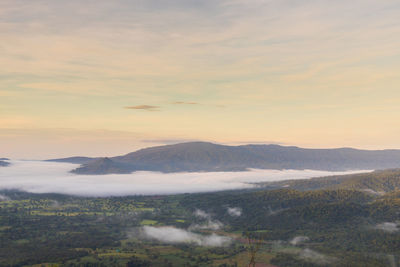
[47,156,97,164]
[70,142,400,175]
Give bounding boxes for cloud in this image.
[361,189,385,196]
[0,160,369,197]
[227,207,242,217]
[289,236,309,245]
[226,141,287,146]
[299,249,335,265]
[0,194,11,201]
[277,247,336,264]
[265,206,287,216]
[172,101,198,105]
[190,220,223,231]
[191,209,223,230]
[375,222,398,233]
[194,209,211,219]
[140,226,231,246]
[141,138,200,145]
[50,200,61,208]
[124,105,160,111]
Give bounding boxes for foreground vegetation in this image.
[1,171,400,266]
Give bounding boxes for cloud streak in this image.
[172,101,199,105]
[375,222,399,233]
[141,138,200,145]
[124,105,160,111]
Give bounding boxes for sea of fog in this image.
[0,160,372,197]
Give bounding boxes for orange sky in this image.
[1,0,400,159]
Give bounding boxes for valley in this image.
[1,169,400,266]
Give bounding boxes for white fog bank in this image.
[0,160,372,197]
[141,226,231,247]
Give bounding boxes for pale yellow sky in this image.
[1,0,400,158]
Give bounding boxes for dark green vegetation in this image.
[62,142,400,174]
[260,169,400,193]
[2,170,400,266]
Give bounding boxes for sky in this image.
[1,0,400,159]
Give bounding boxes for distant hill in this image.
[0,159,10,167]
[69,142,400,175]
[260,169,400,193]
[72,157,130,174]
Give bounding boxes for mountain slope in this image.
[70,142,400,175]
[260,169,400,193]
[72,157,131,174]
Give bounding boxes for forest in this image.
[1,170,400,266]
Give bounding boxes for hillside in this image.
[71,157,130,174]
[2,187,400,266]
[70,142,400,175]
[259,169,400,193]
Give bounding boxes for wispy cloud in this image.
[0,194,11,201]
[299,248,336,265]
[141,139,200,144]
[190,220,223,231]
[289,236,309,245]
[191,209,223,230]
[227,207,242,217]
[226,141,287,146]
[124,105,160,111]
[172,101,199,105]
[194,209,212,219]
[375,222,399,233]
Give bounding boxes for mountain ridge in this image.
[58,142,400,175]
[47,156,99,164]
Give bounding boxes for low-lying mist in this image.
[375,222,399,233]
[140,226,232,247]
[0,160,370,197]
